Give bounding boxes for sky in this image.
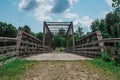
[0,0,113,33]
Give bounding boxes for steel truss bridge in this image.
[0,21,120,66]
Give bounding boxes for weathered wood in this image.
[0,37,17,42]
[65,31,120,58]
[0,30,52,65]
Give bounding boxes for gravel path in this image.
[21,61,111,80]
[24,52,92,60]
[21,52,112,80]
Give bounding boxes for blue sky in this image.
[0,0,113,33]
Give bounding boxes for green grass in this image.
[0,59,38,80]
[0,56,14,62]
[54,47,61,52]
[54,47,65,52]
[0,58,120,80]
[88,59,120,80]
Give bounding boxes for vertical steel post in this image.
[71,22,75,47]
[43,21,46,47]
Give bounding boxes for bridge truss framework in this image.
[43,21,75,49]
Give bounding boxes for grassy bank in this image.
[0,59,120,80]
[88,59,120,80]
[0,59,38,80]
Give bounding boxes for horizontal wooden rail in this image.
[0,31,52,66]
[66,30,120,58]
[0,37,17,42]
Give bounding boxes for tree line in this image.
[0,22,43,41]
[0,0,119,48]
[91,0,120,38]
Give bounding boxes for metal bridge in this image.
[0,21,120,65]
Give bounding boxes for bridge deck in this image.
[24,52,92,60]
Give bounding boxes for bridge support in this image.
[43,21,75,49]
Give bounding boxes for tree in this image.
[18,25,36,37]
[0,22,17,38]
[76,27,84,38]
[58,28,65,37]
[59,37,66,47]
[90,12,120,38]
[99,19,110,38]
[105,12,120,38]
[52,36,62,48]
[35,32,43,41]
[112,0,120,14]
[91,19,100,32]
[18,25,31,34]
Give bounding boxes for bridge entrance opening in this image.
[43,21,75,50]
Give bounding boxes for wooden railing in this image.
[0,31,52,66]
[0,37,17,66]
[65,31,120,58]
[16,31,52,56]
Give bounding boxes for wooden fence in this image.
[17,31,52,56]
[0,31,52,66]
[65,31,120,58]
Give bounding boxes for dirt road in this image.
[25,52,92,60]
[21,61,111,80]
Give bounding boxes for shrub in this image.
[60,47,64,51]
[114,53,120,66]
[102,50,110,62]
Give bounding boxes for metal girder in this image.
[49,26,68,29]
[43,21,74,48]
[46,22,71,26]
[50,29,68,31]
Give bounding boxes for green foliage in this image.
[102,50,110,62]
[35,32,43,41]
[52,36,62,48]
[58,28,65,37]
[114,53,120,66]
[67,36,73,47]
[91,11,120,38]
[52,28,66,49]
[76,27,84,38]
[0,59,37,80]
[89,59,120,80]
[74,34,79,43]
[0,51,3,55]
[0,56,13,62]
[18,25,31,34]
[112,0,120,13]
[0,22,17,38]
[91,19,99,32]
[59,37,66,47]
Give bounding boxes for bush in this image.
[114,53,120,66]
[102,50,110,62]
[60,47,64,51]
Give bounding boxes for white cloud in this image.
[100,11,109,18]
[64,12,78,19]
[19,0,29,11]
[34,2,52,21]
[57,20,63,22]
[74,16,93,32]
[74,16,93,27]
[35,12,52,21]
[18,0,79,21]
[69,0,78,5]
[19,0,52,21]
[105,0,113,7]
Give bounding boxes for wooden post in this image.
[16,31,23,56]
[96,31,104,52]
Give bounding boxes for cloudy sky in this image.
[0,0,113,33]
